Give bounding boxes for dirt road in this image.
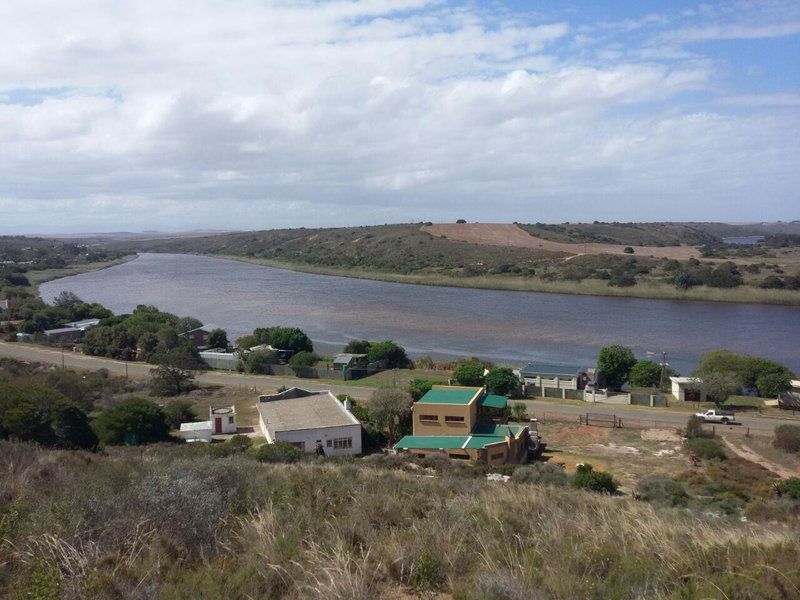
[722,437,797,478]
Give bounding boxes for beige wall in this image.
[413,402,475,436]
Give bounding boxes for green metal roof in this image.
[479,394,508,410]
[471,423,523,437]
[416,387,482,405]
[463,436,507,449]
[394,435,469,450]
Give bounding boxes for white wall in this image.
[274,424,362,456]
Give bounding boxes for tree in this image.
[366,341,409,368]
[149,350,204,396]
[244,349,278,374]
[50,402,98,450]
[510,402,528,422]
[235,334,257,350]
[485,367,519,396]
[629,361,662,388]
[92,397,171,445]
[2,402,48,442]
[176,316,203,334]
[164,400,198,429]
[452,360,485,387]
[207,328,229,350]
[367,388,413,445]
[699,371,741,407]
[289,351,319,367]
[53,290,83,308]
[597,345,636,390]
[756,372,792,398]
[253,327,313,354]
[408,379,442,401]
[343,339,371,354]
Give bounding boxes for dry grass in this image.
[1,442,799,599]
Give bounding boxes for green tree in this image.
[149,349,204,396]
[343,339,371,354]
[289,351,320,367]
[50,402,98,450]
[452,360,485,387]
[253,327,313,354]
[2,402,48,442]
[699,371,741,407]
[92,397,171,445]
[53,290,83,308]
[485,367,519,396]
[366,341,409,368]
[755,372,792,398]
[597,345,636,390]
[408,379,443,401]
[176,316,203,333]
[629,361,662,388]
[207,328,229,350]
[368,388,413,445]
[164,400,198,429]
[244,349,278,374]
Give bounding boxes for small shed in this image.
[210,405,237,434]
[179,421,213,443]
[670,377,705,402]
[332,353,368,370]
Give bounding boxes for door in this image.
[214,417,222,433]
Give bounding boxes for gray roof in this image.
[257,389,359,433]
[520,362,585,377]
[333,353,367,364]
[44,327,82,336]
[65,318,100,329]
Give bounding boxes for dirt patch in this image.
[587,443,641,456]
[641,429,682,443]
[722,437,797,479]
[422,223,702,260]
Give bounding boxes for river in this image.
[40,253,800,374]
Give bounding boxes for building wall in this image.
[523,375,579,390]
[211,413,237,434]
[412,402,474,436]
[179,428,213,443]
[273,424,362,456]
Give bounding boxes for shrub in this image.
[343,339,371,354]
[452,360,485,386]
[774,425,800,453]
[245,349,278,374]
[684,415,708,439]
[512,462,568,486]
[687,436,726,460]
[408,379,443,401]
[635,474,688,506]
[510,402,528,422]
[366,341,409,368]
[623,246,634,254]
[288,351,320,367]
[254,441,303,463]
[629,360,662,388]
[92,397,171,445]
[484,367,519,396]
[164,400,198,429]
[572,463,616,494]
[777,477,800,500]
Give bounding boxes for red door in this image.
[214,418,222,434]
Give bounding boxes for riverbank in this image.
[214,254,800,306]
[27,254,137,294]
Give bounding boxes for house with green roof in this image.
[394,385,536,466]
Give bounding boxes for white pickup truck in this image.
[695,409,736,424]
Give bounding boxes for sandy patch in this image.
[588,443,641,455]
[641,429,682,443]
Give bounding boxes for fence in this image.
[532,410,768,438]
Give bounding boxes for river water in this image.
[40,253,800,374]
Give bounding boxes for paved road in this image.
[0,342,790,433]
[0,342,373,399]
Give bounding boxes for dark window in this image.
[444,415,464,423]
[419,414,438,422]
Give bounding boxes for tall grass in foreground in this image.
[1,442,799,599]
[218,255,800,306]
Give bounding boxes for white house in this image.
[178,405,237,442]
[256,388,362,456]
[670,376,706,402]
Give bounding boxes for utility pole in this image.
[658,350,670,393]
[61,342,65,371]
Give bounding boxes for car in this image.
[695,409,736,424]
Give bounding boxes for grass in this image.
[217,255,800,306]
[25,255,137,292]
[2,441,800,599]
[328,368,452,389]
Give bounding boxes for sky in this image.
[0,0,798,234]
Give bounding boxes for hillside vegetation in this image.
[2,442,800,599]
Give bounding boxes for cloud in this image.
[0,0,798,233]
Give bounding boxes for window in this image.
[228,416,234,424]
[332,437,352,449]
[448,453,470,460]
[419,415,439,422]
[326,439,332,447]
[444,415,464,423]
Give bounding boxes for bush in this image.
[774,425,800,453]
[510,402,528,422]
[572,463,616,494]
[684,415,708,439]
[687,436,726,461]
[623,246,634,254]
[777,477,800,500]
[245,349,278,374]
[512,463,568,486]
[254,441,303,463]
[288,351,319,367]
[92,397,171,445]
[629,361,662,388]
[164,400,198,429]
[366,341,409,368]
[484,367,519,396]
[452,360,485,386]
[635,474,688,506]
[408,379,443,401]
